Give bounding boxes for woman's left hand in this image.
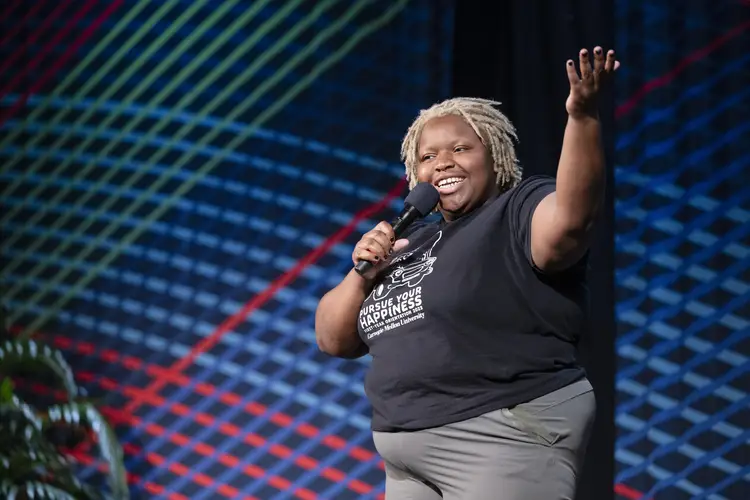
[565,46,620,120]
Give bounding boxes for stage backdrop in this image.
[453,1,750,500]
[613,2,749,500]
[1,1,748,500]
[1,1,452,498]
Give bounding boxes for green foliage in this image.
[0,337,128,499]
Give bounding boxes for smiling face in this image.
[416,115,497,221]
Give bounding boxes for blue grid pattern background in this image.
[0,1,453,498]
[614,1,749,499]
[2,0,750,499]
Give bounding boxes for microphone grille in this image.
[404,182,440,216]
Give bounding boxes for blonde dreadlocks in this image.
[400,97,522,192]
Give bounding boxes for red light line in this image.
[123,20,750,421]
[615,482,648,500]
[90,376,350,498]
[608,18,749,500]
[47,334,382,495]
[0,0,74,80]
[21,15,742,498]
[124,179,406,414]
[20,378,259,500]
[0,0,22,24]
[0,1,43,50]
[0,0,77,92]
[0,0,125,126]
[2,1,726,498]
[70,448,190,500]
[60,335,380,463]
[615,19,750,119]
[31,356,644,500]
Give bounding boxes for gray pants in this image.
[372,379,595,500]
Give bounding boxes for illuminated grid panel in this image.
[9,1,749,499]
[614,2,750,499]
[0,1,454,498]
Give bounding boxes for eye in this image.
[421,153,435,162]
[454,146,468,153]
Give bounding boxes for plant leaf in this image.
[0,340,79,399]
[1,480,79,500]
[46,403,128,499]
[42,478,104,500]
[0,448,103,499]
[0,449,68,489]
[0,402,43,444]
[0,377,14,403]
[0,417,68,483]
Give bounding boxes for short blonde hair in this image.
[400,97,522,191]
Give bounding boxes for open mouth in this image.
[436,176,466,195]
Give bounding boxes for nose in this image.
[434,152,455,172]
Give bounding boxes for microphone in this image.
[354,182,440,275]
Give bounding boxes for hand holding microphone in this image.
[352,182,439,280]
[351,221,409,280]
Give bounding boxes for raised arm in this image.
[530,46,620,272]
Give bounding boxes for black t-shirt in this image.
[357,175,588,432]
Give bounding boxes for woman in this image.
[315,47,619,499]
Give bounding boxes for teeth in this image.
[437,177,464,188]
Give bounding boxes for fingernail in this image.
[595,48,602,54]
[568,60,574,66]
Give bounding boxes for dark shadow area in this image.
[452,2,616,499]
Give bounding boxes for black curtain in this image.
[452,2,616,499]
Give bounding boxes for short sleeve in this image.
[507,175,556,265]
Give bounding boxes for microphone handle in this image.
[353,206,418,276]
[353,257,375,275]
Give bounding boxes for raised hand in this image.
[565,46,620,120]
